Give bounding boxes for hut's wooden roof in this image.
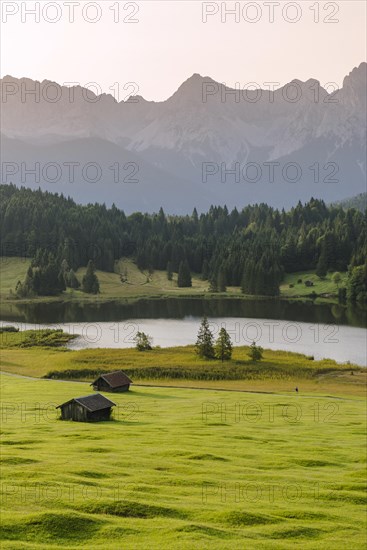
[92,371,132,388]
[57,394,116,412]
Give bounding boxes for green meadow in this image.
[0,372,366,549]
[280,272,348,300]
[0,330,365,397]
[0,333,365,548]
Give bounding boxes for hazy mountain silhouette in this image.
[1,62,365,212]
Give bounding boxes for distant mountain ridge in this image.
[0,62,366,213]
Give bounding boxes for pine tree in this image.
[24,267,34,295]
[82,260,100,294]
[33,270,41,295]
[215,327,233,361]
[166,261,173,281]
[68,269,80,289]
[347,263,367,303]
[217,269,227,292]
[57,269,66,292]
[242,260,255,294]
[36,253,65,296]
[332,271,341,289]
[209,276,218,292]
[195,316,214,359]
[177,260,192,288]
[316,249,328,279]
[15,280,24,298]
[134,331,153,351]
[201,258,209,280]
[248,341,263,362]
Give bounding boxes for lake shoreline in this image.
[0,291,352,308]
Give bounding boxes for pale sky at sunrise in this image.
[1,1,366,101]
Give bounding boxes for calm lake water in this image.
[1,298,366,366]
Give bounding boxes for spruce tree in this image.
[177,260,192,288]
[68,269,80,289]
[332,271,341,289]
[15,280,24,298]
[24,267,34,296]
[347,264,367,303]
[38,254,64,296]
[82,260,100,294]
[214,327,233,361]
[134,331,153,351]
[242,260,255,294]
[209,276,218,292]
[195,316,215,359]
[316,249,328,279]
[33,270,41,295]
[217,269,227,292]
[248,341,263,362]
[201,259,209,280]
[166,261,173,281]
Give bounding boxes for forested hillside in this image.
[332,193,367,212]
[0,184,366,299]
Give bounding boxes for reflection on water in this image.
[0,297,366,327]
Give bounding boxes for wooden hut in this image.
[91,371,132,393]
[56,394,116,422]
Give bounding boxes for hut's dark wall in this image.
[87,408,112,421]
[110,384,130,393]
[93,380,130,392]
[60,403,88,422]
[60,403,112,422]
[92,379,109,391]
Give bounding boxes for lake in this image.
[1,298,366,366]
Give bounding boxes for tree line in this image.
[1,184,366,301]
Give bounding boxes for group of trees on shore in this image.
[134,317,263,362]
[1,184,366,302]
[15,256,99,298]
[195,316,233,361]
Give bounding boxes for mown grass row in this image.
[44,362,352,382]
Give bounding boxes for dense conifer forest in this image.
[0,184,366,301]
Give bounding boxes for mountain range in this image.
[0,62,366,213]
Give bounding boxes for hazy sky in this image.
[1,1,365,101]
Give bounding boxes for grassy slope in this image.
[280,272,348,299]
[0,257,30,297]
[0,373,366,549]
[0,258,345,304]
